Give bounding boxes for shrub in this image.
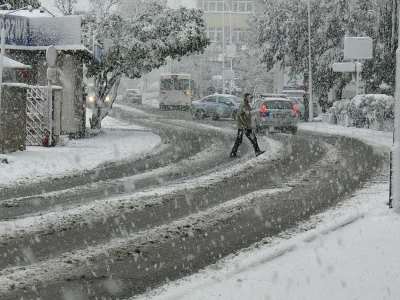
[331,94,394,130]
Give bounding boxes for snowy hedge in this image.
[330,94,394,131]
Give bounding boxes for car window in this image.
[218,97,230,104]
[228,96,243,103]
[266,100,293,109]
[205,96,217,103]
[127,90,138,95]
[253,100,261,109]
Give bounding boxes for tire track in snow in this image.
[0,188,291,298]
[0,138,284,243]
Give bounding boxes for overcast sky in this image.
[167,0,196,8]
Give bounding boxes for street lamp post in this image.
[222,3,225,94]
[222,0,233,94]
[227,1,233,94]
[307,0,313,122]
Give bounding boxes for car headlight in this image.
[105,96,110,102]
[88,96,95,103]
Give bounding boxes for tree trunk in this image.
[90,105,102,129]
[89,73,122,129]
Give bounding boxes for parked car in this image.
[289,97,305,120]
[251,97,299,134]
[123,89,142,105]
[190,94,243,120]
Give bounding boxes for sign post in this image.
[45,45,57,147]
[343,37,373,96]
[0,27,6,110]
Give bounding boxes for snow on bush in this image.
[330,94,394,131]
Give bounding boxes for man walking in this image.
[230,93,265,157]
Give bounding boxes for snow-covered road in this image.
[0,104,392,300]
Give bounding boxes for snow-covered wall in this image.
[28,16,81,46]
[0,14,81,47]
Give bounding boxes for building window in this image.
[203,0,224,12]
[207,27,223,42]
[233,0,254,12]
[234,28,251,44]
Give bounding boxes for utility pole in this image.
[307,0,313,122]
[222,2,225,94]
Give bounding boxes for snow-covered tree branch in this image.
[83,0,210,129]
[0,0,40,9]
[253,0,398,108]
[53,0,77,15]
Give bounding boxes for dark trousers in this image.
[230,129,261,155]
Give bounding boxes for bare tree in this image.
[53,0,77,15]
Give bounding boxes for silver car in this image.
[289,97,305,120]
[190,94,243,120]
[251,97,299,134]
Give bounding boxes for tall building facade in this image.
[196,0,258,45]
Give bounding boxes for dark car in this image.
[190,94,242,120]
[123,89,142,105]
[86,84,111,108]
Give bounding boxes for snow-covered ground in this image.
[133,122,398,300]
[1,106,398,300]
[0,109,161,188]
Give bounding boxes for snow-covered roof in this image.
[0,9,54,18]
[2,56,31,69]
[6,44,90,53]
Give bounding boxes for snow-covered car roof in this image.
[213,93,242,98]
[259,97,291,101]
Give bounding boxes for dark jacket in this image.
[236,100,252,129]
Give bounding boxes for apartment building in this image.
[196,0,258,45]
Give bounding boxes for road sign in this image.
[332,62,362,72]
[344,37,373,60]
[46,45,57,68]
[226,44,236,58]
[93,42,103,62]
[224,69,235,80]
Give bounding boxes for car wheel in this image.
[212,115,220,121]
[195,109,205,120]
[290,127,298,135]
[297,112,303,120]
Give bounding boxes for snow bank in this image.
[0,111,160,187]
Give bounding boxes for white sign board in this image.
[212,75,222,81]
[226,44,236,58]
[344,37,373,60]
[224,69,235,80]
[332,62,362,72]
[46,45,57,67]
[283,66,304,88]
